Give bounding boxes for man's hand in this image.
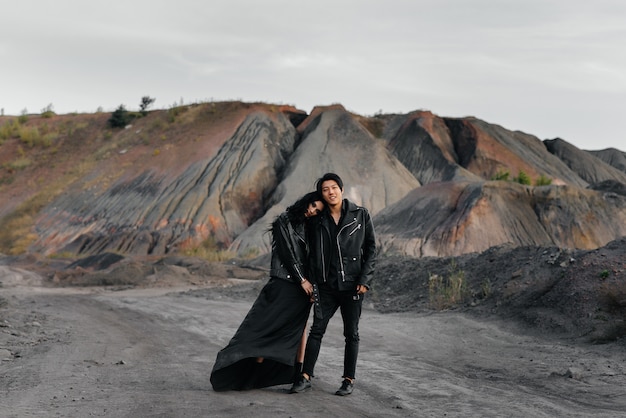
[356,284,368,295]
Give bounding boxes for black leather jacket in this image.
[269,212,308,283]
[308,199,376,291]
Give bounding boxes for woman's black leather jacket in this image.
[269,212,308,283]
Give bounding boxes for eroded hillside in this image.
[1,102,625,259]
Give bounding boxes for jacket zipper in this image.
[337,218,357,282]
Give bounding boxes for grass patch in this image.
[180,236,235,262]
[0,209,38,255]
[7,157,32,170]
[0,119,20,140]
[428,260,469,310]
[0,152,96,254]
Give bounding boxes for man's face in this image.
[320,180,343,207]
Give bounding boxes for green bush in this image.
[535,174,552,186]
[17,109,28,124]
[491,170,510,181]
[41,103,55,118]
[0,119,20,140]
[19,126,41,147]
[108,105,133,128]
[139,96,156,116]
[513,170,531,185]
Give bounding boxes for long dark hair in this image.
[285,191,323,226]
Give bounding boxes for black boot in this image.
[292,362,303,383]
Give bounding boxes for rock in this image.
[375,180,626,257]
[564,367,584,380]
[545,138,626,186]
[0,348,12,360]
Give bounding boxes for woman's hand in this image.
[300,278,313,296]
[356,284,368,295]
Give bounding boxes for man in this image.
[290,172,376,396]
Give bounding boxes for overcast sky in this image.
[1,0,624,151]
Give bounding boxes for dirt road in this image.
[1,266,626,417]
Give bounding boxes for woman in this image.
[210,192,324,391]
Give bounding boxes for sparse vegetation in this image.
[240,246,260,259]
[139,96,156,116]
[167,104,189,123]
[428,260,469,310]
[513,170,531,185]
[535,174,553,186]
[361,117,384,138]
[41,103,55,118]
[0,206,39,254]
[480,278,492,298]
[7,157,32,170]
[108,97,156,128]
[0,119,20,140]
[108,105,133,128]
[180,236,235,262]
[18,126,41,147]
[18,109,28,124]
[48,251,77,259]
[492,168,552,186]
[491,170,510,181]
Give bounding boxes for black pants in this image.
[302,284,363,379]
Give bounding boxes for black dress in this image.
[210,214,311,391]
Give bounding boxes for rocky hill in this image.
[0,101,625,260]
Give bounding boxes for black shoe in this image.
[335,378,354,396]
[292,362,303,383]
[290,375,311,393]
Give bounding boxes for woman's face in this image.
[304,200,324,218]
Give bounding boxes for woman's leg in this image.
[296,320,308,363]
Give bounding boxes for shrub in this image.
[535,174,553,186]
[480,278,492,298]
[491,170,510,181]
[41,103,55,118]
[428,261,468,310]
[513,170,531,185]
[18,109,28,124]
[41,131,59,147]
[19,126,41,147]
[108,105,133,128]
[0,119,20,140]
[139,96,156,116]
[167,105,187,123]
[180,236,235,262]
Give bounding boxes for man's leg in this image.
[339,291,363,380]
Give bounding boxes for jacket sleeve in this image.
[272,216,306,283]
[359,208,377,288]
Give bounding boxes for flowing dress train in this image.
[210,277,311,391]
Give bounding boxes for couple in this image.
[210,173,377,396]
